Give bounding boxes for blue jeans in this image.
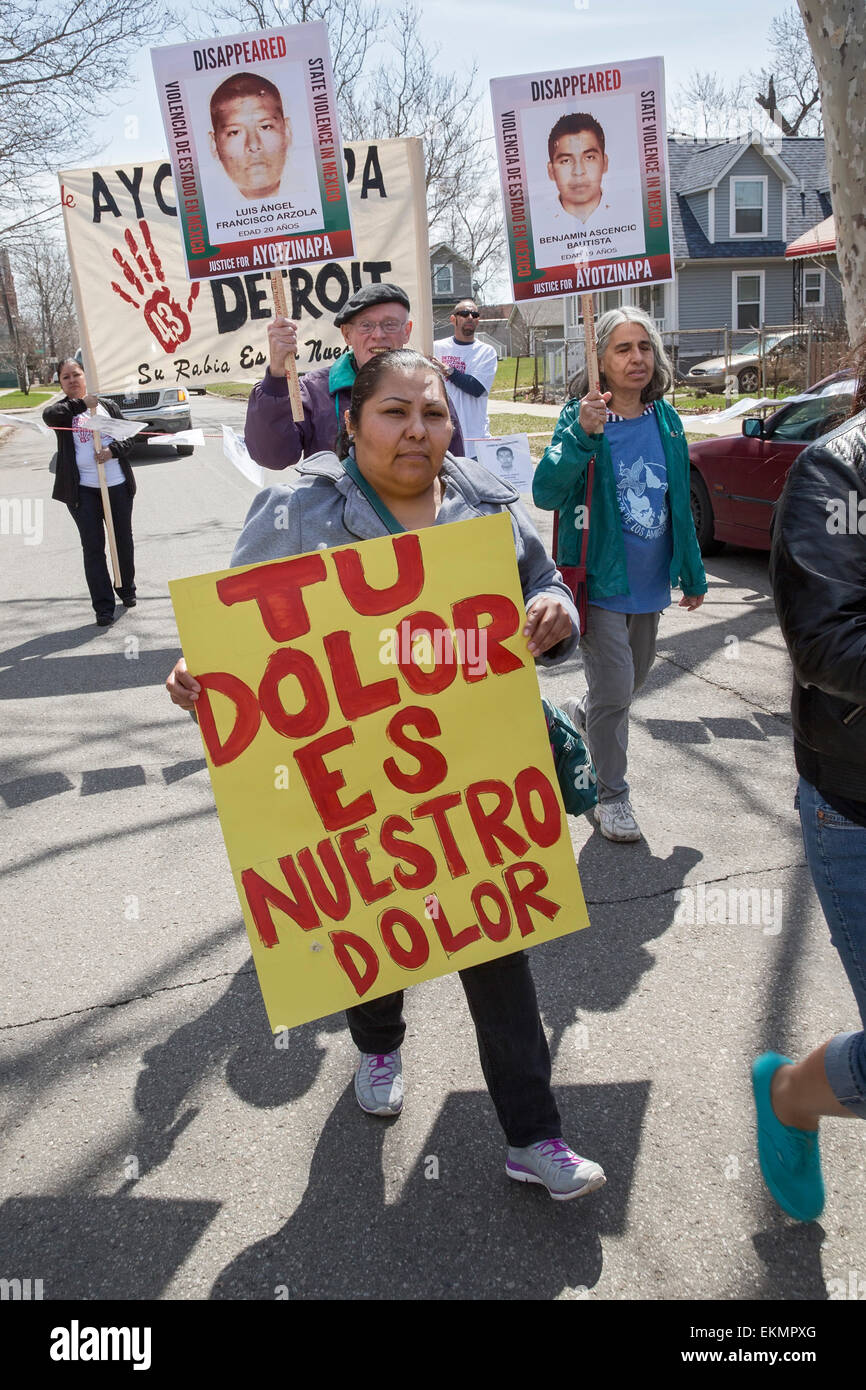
[797,776,866,1118]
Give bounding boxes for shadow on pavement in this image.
[0,1196,220,1299]
[120,968,345,1184]
[209,1080,648,1300]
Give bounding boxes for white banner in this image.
[60,139,431,392]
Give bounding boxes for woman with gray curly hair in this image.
[533,305,707,842]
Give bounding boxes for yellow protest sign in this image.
[170,512,589,1031]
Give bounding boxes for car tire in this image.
[175,444,195,456]
[737,367,759,394]
[690,471,724,556]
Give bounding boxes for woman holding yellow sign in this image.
[168,348,605,1202]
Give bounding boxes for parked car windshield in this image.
[767,392,854,442]
[735,333,788,357]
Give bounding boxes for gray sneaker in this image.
[560,695,587,741]
[354,1049,403,1116]
[506,1139,606,1201]
[595,798,641,842]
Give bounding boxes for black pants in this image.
[345,950,561,1147]
[67,484,135,617]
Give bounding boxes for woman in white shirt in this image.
[44,359,137,627]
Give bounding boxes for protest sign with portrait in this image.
[150,21,354,281]
[169,512,589,1031]
[59,140,431,390]
[490,56,673,302]
[476,435,534,494]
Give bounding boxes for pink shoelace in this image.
[532,1139,580,1169]
[365,1052,399,1085]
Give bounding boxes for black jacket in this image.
[43,395,136,507]
[770,408,866,801]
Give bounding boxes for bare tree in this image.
[795,0,865,344]
[184,0,504,289]
[341,4,503,292]
[755,5,823,136]
[11,234,78,367]
[184,0,380,102]
[669,70,753,141]
[672,8,823,140]
[341,5,487,220]
[0,0,173,209]
[439,202,506,305]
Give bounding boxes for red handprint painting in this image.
[110,220,200,354]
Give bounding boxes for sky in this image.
[87,0,791,167]
[9,0,793,287]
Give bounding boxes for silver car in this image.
[683,330,823,396]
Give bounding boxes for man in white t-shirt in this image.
[433,300,498,459]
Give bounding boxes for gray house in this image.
[563,134,842,365]
[430,242,475,335]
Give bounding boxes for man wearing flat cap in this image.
[244,282,465,467]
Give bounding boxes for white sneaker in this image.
[595,799,641,842]
[560,696,587,740]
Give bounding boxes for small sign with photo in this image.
[476,434,534,493]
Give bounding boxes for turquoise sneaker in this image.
[751,1051,824,1222]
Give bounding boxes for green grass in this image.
[668,390,729,412]
[206,382,253,399]
[491,356,538,396]
[488,412,554,457]
[1,390,52,409]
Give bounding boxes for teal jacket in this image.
[532,397,707,601]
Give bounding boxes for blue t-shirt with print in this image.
[593,408,673,614]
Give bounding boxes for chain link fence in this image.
[503,319,851,406]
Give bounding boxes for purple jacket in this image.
[244,353,465,469]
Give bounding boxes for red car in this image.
[688,376,857,554]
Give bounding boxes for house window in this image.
[731,177,767,237]
[433,263,453,295]
[637,284,665,321]
[803,268,825,307]
[598,290,622,314]
[732,271,764,329]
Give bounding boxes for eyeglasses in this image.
[351,318,408,335]
[454,310,480,319]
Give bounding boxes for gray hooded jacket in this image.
[231,451,579,665]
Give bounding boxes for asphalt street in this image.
[1,392,864,1303]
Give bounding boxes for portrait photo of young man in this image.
[527,107,645,266]
[200,71,323,239]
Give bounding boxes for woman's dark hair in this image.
[57,357,81,377]
[335,348,449,458]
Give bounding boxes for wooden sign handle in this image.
[90,407,121,588]
[581,293,600,394]
[269,270,304,423]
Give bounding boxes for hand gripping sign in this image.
[170,513,589,1031]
